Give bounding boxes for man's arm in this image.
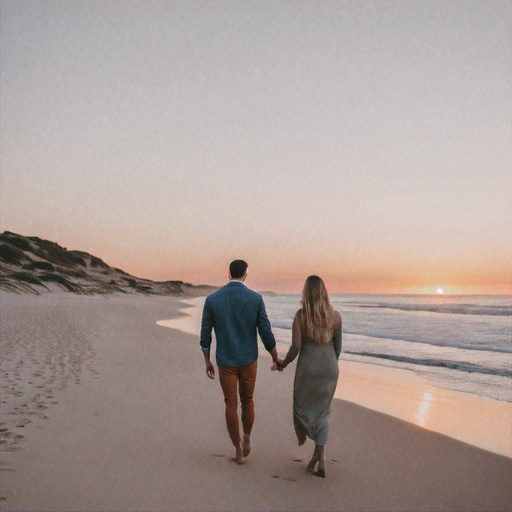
[256,297,282,369]
[202,348,215,379]
[200,298,215,379]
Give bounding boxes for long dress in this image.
[284,313,342,447]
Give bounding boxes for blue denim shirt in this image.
[200,281,276,367]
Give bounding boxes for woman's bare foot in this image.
[306,449,319,473]
[242,435,251,457]
[315,446,326,477]
[306,458,318,473]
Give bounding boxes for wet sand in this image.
[159,297,512,458]
[1,292,510,511]
[336,360,512,458]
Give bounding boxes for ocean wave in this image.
[344,331,511,354]
[344,351,512,378]
[272,321,293,330]
[350,303,511,317]
[273,323,511,354]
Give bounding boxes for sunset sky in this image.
[1,1,510,294]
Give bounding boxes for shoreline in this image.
[1,292,510,511]
[158,297,512,458]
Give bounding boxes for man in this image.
[200,259,282,465]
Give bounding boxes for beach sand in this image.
[1,292,510,511]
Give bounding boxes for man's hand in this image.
[271,357,284,372]
[269,347,283,372]
[205,361,215,379]
[202,348,215,379]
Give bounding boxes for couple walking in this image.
[200,260,342,478]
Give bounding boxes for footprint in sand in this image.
[0,431,24,444]
[270,475,297,482]
[2,446,21,452]
[209,454,226,458]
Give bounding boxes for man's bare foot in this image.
[231,443,244,465]
[242,435,251,457]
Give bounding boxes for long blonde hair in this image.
[300,275,335,344]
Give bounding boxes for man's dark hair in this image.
[229,259,248,279]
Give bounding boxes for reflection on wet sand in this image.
[335,360,511,457]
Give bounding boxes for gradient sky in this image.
[1,1,510,294]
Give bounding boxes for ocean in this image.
[264,294,512,402]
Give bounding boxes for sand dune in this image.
[0,231,216,296]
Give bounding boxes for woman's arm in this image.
[333,311,342,360]
[282,311,302,368]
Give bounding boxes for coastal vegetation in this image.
[0,231,216,296]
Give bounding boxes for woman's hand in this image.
[271,358,284,372]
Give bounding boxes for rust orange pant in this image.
[218,360,258,446]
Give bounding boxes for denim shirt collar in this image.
[228,279,246,287]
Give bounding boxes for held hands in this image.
[269,347,284,372]
[271,357,285,372]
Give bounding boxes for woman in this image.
[281,275,342,478]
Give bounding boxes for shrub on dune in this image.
[22,261,55,271]
[90,256,108,268]
[29,238,75,266]
[1,233,32,251]
[68,251,88,267]
[10,271,47,288]
[58,267,87,278]
[69,255,87,267]
[38,273,80,292]
[0,243,30,265]
[0,275,40,294]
